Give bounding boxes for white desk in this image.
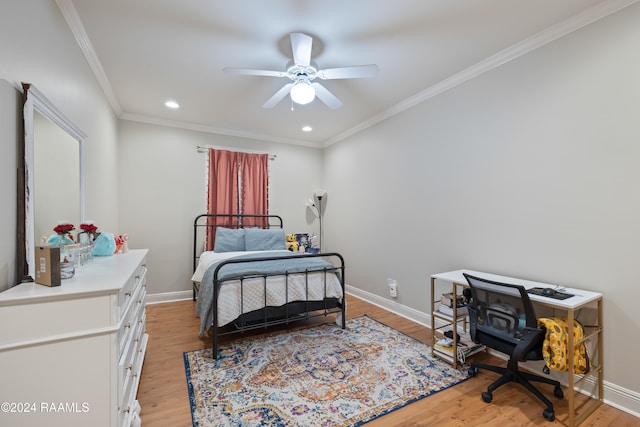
[431,269,603,427]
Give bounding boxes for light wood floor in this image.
[138,294,636,426]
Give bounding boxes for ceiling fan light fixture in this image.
[290,81,315,105]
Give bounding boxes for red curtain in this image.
[207,150,239,250]
[206,149,269,249]
[240,152,269,228]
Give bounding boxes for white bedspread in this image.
[193,251,343,336]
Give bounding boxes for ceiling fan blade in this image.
[290,33,312,67]
[262,83,294,108]
[317,64,379,80]
[223,67,287,78]
[311,82,343,109]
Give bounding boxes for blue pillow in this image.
[244,228,286,251]
[214,227,245,252]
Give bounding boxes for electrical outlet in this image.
[389,279,398,298]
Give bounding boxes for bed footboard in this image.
[210,252,346,359]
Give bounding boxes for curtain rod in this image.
[196,145,276,160]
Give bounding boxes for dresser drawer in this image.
[132,280,147,324]
[117,310,135,355]
[117,265,147,318]
[118,333,138,404]
[118,310,147,399]
[120,333,148,427]
[117,269,147,354]
[117,270,148,419]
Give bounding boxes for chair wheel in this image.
[481,391,492,403]
[468,366,478,377]
[554,385,564,399]
[543,408,555,421]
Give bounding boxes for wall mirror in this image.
[18,83,86,282]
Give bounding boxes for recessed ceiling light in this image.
[165,100,180,109]
[302,126,312,132]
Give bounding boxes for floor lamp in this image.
[315,190,326,251]
[306,190,326,251]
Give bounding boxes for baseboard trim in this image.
[345,284,640,420]
[146,290,193,304]
[345,284,430,327]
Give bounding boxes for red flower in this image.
[53,223,75,235]
[80,223,98,234]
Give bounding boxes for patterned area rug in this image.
[184,315,469,427]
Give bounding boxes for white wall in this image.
[324,2,640,409]
[117,120,324,295]
[2,0,639,416]
[0,1,120,289]
[0,80,20,291]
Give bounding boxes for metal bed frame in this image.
[192,213,346,358]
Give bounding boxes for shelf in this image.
[430,278,473,367]
[433,310,467,321]
[433,343,486,364]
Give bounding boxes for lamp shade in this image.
[306,198,319,217]
[290,82,315,105]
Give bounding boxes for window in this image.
[206,149,269,249]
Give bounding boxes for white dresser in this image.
[0,249,149,427]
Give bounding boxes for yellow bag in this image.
[537,317,590,374]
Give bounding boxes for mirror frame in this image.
[18,83,86,282]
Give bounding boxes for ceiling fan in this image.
[223,33,378,109]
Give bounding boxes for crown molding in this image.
[322,0,640,147]
[55,0,122,116]
[119,112,322,148]
[56,0,638,149]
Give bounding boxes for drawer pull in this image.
[123,407,130,414]
[125,291,132,297]
[135,275,140,280]
[126,322,131,329]
[126,364,133,371]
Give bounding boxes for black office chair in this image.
[463,273,564,422]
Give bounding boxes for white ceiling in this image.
[60,0,633,147]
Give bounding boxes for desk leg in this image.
[567,308,576,426]
[598,298,604,402]
[430,277,435,358]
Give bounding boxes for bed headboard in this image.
[192,213,284,272]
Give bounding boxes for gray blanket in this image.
[196,251,340,336]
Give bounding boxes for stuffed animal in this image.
[286,234,299,252]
